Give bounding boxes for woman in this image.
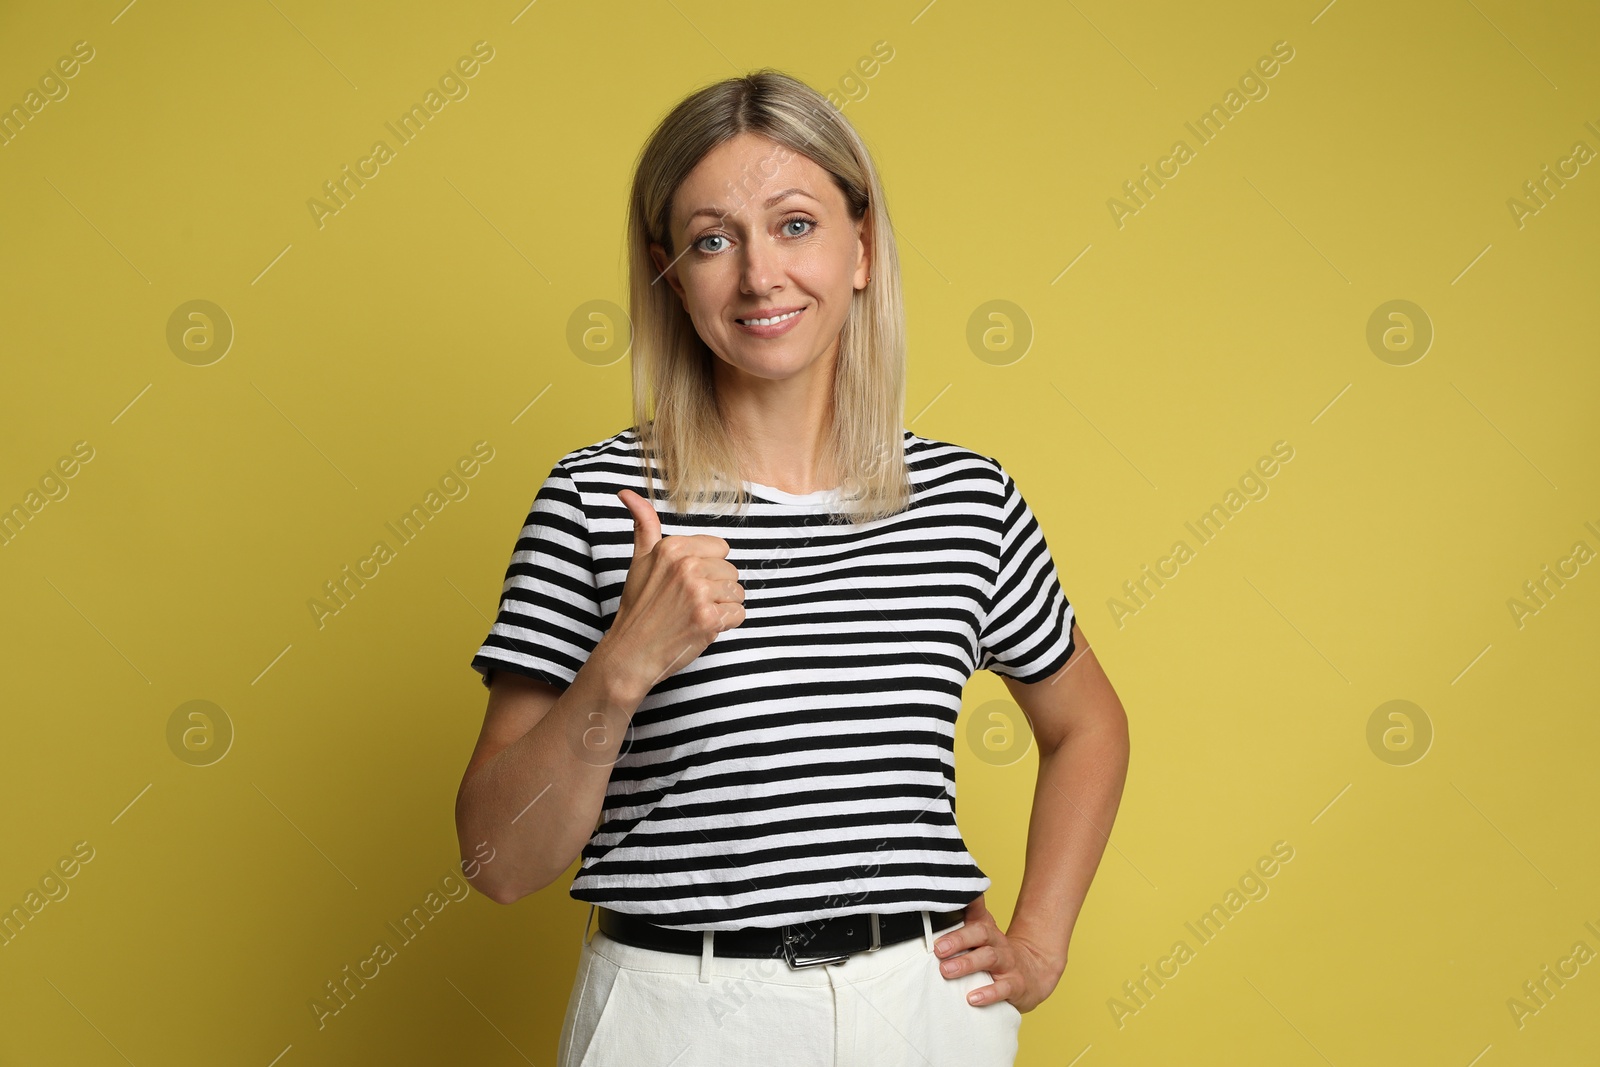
[455,69,1130,1067]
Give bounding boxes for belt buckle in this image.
[781,936,849,968]
[779,914,881,969]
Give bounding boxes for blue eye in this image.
[692,215,815,255]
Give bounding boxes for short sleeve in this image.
[977,461,1077,684]
[470,461,605,691]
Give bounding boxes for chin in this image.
[720,352,818,380]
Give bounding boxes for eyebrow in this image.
[684,187,818,226]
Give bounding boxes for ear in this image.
[853,213,873,291]
[649,241,686,301]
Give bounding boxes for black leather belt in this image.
[597,906,968,969]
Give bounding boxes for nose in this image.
[740,238,780,294]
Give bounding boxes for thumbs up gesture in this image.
[602,489,746,697]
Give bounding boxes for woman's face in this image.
[650,132,870,387]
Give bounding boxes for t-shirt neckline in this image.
[738,430,915,506]
[740,479,844,506]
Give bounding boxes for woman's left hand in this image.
[932,893,1065,1013]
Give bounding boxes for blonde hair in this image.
[625,69,911,524]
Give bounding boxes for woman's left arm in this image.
[937,620,1130,1012]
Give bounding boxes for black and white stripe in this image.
[471,428,1076,930]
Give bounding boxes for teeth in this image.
[739,309,801,326]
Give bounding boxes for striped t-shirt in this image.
[470,427,1077,931]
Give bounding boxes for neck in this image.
[713,346,838,493]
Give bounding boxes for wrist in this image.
[586,634,652,709]
[1006,917,1070,982]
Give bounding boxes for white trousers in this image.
[557,909,1022,1067]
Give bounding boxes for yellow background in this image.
[2,0,1597,1063]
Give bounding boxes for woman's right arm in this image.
[453,635,651,904]
[454,488,745,904]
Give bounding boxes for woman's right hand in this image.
[600,488,745,701]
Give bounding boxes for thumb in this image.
[618,489,662,555]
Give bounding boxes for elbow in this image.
[490,868,567,905]
[1037,698,1130,763]
[454,786,576,905]
[454,829,559,905]
[460,855,513,904]
[454,801,537,905]
[463,862,548,905]
[1108,698,1131,749]
[478,879,530,906]
[1099,699,1132,768]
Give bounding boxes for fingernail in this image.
[936,939,950,953]
[968,992,982,1004]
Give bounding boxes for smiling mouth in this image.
[736,309,804,326]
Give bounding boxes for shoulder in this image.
[539,427,645,491]
[552,426,641,475]
[544,428,653,517]
[904,431,1006,495]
